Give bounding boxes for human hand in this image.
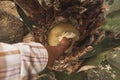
[45,37,72,66]
[59,37,72,50]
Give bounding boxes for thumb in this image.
[59,37,72,49]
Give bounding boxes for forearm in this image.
[45,45,65,66]
[45,37,72,66]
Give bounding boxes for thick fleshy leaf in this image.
[80,37,120,61]
[81,1,120,60]
[87,65,120,80]
[101,10,120,32]
[107,48,120,70]
[78,1,120,80]
[86,47,120,80]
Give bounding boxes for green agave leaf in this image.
[104,0,120,15]
[81,37,120,62]
[101,10,120,32]
[54,71,86,80]
[85,47,120,80]
[106,49,120,70]
[38,69,87,80]
[85,47,120,70]
[83,11,120,80]
[81,2,120,60]
[87,65,120,80]
[16,5,33,30]
[102,0,120,32]
[14,0,43,30]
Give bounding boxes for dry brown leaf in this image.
[77,65,96,72]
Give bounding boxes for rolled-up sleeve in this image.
[0,42,48,80]
[14,42,48,79]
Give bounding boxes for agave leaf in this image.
[86,47,120,80]
[104,0,120,15]
[84,43,120,80]
[107,48,120,70]
[14,0,45,25]
[83,2,120,79]
[15,5,38,30]
[38,69,87,80]
[80,36,120,60]
[81,4,120,60]
[101,0,120,32]
[87,65,120,80]
[53,71,86,80]
[101,10,120,32]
